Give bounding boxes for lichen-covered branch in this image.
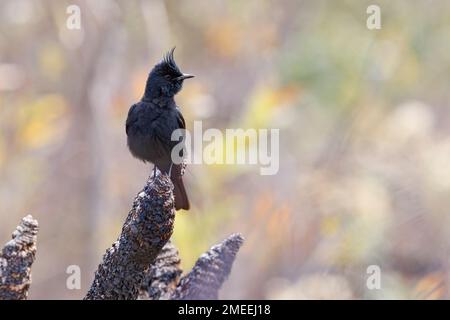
[139,241,182,300]
[171,233,244,300]
[0,215,39,300]
[0,173,243,300]
[85,174,175,300]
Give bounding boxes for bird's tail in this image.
[171,164,190,211]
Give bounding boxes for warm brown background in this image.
[1,0,450,299]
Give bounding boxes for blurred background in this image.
[1,0,450,299]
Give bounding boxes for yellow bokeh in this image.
[243,84,300,128]
[17,94,68,149]
[39,44,66,81]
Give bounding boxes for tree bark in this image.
[84,174,175,300]
[171,233,243,300]
[0,215,38,300]
[140,234,244,300]
[139,241,182,300]
[1,174,244,300]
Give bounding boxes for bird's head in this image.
[144,47,194,100]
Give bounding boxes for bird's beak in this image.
[176,73,195,81]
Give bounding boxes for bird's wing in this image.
[148,107,181,159]
[174,107,187,159]
[176,106,186,130]
[125,103,139,136]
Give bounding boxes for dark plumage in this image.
[126,48,193,210]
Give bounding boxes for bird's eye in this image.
[164,75,171,80]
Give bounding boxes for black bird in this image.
[126,48,193,210]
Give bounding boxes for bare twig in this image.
[84,174,175,300]
[0,215,38,300]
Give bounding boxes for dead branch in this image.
[171,233,244,300]
[0,215,38,300]
[84,173,175,300]
[1,174,244,300]
[139,241,182,300]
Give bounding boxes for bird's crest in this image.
[162,47,181,74]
